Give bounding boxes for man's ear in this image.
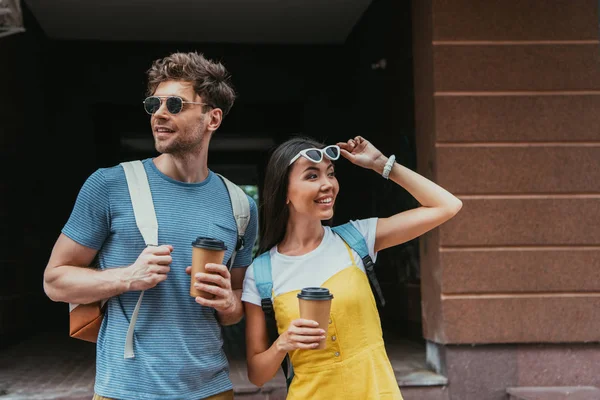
[207,108,223,133]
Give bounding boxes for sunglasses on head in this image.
[143,96,214,115]
[289,145,341,166]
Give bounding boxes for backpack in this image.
[252,223,385,389]
[68,160,251,359]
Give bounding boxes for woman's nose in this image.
[320,177,333,190]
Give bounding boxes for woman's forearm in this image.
[373,156,462,212]
[248,338,289,387]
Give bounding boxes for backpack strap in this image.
[332,223,386,307]
[216,174,250,270]
[253,252,294,389]
[121,160,159,359]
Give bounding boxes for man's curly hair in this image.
[146,52,236,116]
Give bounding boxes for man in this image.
[43,52,258,400]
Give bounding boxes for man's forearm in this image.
[44,265,129,305]
[217,290,244,326]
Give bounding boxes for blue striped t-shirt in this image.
[62,158,258,400]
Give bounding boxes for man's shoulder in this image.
[79,161,138,198]
[93,160,132,179]
[98,159,154,183]
[211,173,256,205]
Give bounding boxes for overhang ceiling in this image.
[24,0,373,44]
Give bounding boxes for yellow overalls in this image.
[274,244,404,400]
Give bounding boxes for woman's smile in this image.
[314,196,334,207]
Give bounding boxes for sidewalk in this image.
[0,331,441,400]
[0,332,95,400]
[0,331,286,400]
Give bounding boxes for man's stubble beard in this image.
[154,121,207,156]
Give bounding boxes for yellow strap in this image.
[342,242,358,267]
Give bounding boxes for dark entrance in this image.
[0,0,442,398]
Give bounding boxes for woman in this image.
[241,136,462,399]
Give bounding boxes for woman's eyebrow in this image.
[303,166,320,173]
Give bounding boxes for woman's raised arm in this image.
[337,136,462,253]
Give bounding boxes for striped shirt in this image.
[62,158,258,400]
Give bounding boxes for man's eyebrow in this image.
[157,94,191,101]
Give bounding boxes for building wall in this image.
[414,0,600,344]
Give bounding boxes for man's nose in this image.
[153,100,170,119]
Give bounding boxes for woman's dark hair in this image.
[258,136,333,254]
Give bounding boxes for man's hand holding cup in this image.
[185,262,236,313]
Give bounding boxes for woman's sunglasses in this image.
[143,96,213,115]
[289,145,341,166]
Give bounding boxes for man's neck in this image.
[153,151,209,183]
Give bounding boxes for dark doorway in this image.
[0,0,444,398]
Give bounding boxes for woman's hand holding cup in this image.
[276,319,326,352]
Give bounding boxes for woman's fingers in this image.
[338,137,367,152]
[339,148,353,159]
[291,319,320,328]
[338,137,367,154]
[289,326,324,336]
[287,319,326,347]
[295,342,321,350]
[289,333,325,344]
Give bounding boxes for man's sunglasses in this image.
[289,145,341,166]
[143,96,214,115]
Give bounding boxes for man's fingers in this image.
[150,265,170,275]
[154,255,172,265]
[195,272,229,288]
[205,263,230,278]
[194,283,228,298]
[194,296,228,310]
[185,266,192,275]
[146,244,173,255]
[194,296,213,307]
[152,273,168,285]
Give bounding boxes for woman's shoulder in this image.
[246,247,276,271]
[331,218,378,235]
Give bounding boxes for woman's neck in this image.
[278,217,325,256]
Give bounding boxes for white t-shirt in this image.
[242,218,378,306]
